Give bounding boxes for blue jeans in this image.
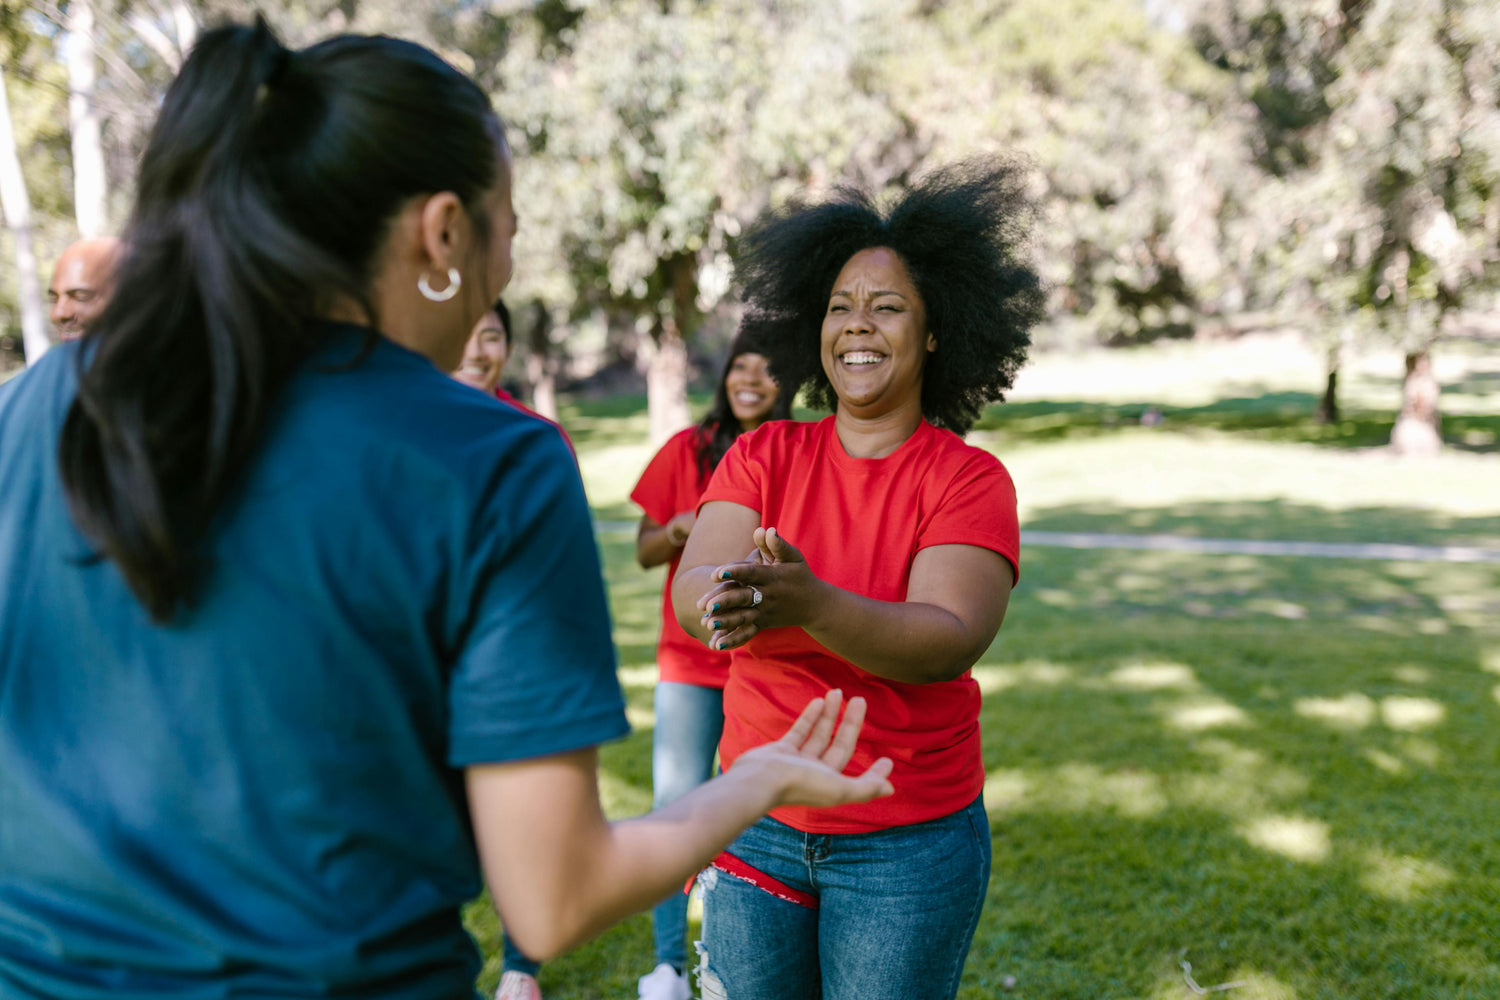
[697,795,991,1000]
[649,681,725,970]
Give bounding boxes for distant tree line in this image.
[2,0,1495,452]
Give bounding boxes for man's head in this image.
[48,237,121,341]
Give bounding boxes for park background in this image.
[3,1,1498,997]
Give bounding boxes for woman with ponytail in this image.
[0,19,891,1000]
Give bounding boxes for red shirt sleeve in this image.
[631,428,700,526]
[698,425,771,514]
[916,458,1021,583]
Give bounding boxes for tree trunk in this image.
[171,0,199,56]
[1314,368,1339,424]
[522,300,559,421]
[0,67,49,365]
[127,1,198,72]
[645,318,691,447]
[67,0,108,237]
[645,254,697,447]
[1390,348,1442,455]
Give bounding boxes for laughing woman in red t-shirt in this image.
[673,160,1045,1000]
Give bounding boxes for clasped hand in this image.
[696,526,820,651]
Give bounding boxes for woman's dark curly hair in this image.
[732,157,1045,436]
[693,327,794,482]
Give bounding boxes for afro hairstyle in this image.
[732,157,1045,435]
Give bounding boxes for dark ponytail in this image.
[693,328,794,482]
[59,17,503,621]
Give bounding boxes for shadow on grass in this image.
[975,395,1500,454]
[961,540,1500,999]
[471,518,1500,1000]
[1444,369,1500,395]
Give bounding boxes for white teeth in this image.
[842,351,884,365]
[734,392,763,404]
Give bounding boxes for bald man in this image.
[47,237,120,341]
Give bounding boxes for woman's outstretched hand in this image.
[733,690,894,808]
[695,526,824,651]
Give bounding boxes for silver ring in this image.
[750,586,763,606]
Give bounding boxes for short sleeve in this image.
[630,429,696,527]
[447,428,629,766]
[915,460,1021,583]
[698,430,766,514]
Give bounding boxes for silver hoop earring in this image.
[418,267,462,303]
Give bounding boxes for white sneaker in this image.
[637,962,691,1000]
[496,970,542,1000]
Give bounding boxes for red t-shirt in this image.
[700,416,1020,833]
[494,387,575,459]
[630,426,730,688]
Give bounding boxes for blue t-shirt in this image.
[0,326,629,999]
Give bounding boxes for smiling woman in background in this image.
[452,297,574,465]
[0,18,892,1000]
[672,160,1045,1000]
[628,329,792,1000]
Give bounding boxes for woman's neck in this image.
[833,400,924,458]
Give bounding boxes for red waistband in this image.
[695,851,819,909]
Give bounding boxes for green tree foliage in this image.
[1188,0,1500,444]
[884,0,1258,347]
[490,0,909,439]
[0,2,73,362]
[3,0,1495,450]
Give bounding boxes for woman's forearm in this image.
[672,564,723,642]
[800,584,991,684]
[539,760,781,957]
[468,695,893,961]
[636,521,680,569]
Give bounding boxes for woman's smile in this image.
[725,352,778,428]
[821,247,934,417]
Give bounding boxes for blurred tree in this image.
[1188,0,1500,450]
[23,0,203,240]
[1185,0,1357,421]
[65,0,106,236]
[123,0,196,69]
[0,60,47,363]
[1,3,74,364]
[493,0,910,443]
[885,0,1256,347]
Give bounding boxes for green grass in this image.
[464,333,1500,1000]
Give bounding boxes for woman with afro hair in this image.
[672,158,1045,1000]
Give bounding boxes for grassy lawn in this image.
[466,333,1500,1000]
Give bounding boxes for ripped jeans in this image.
[696,795,991,1000]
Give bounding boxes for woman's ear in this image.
[418,191,467,272]
[926,330,937,353]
